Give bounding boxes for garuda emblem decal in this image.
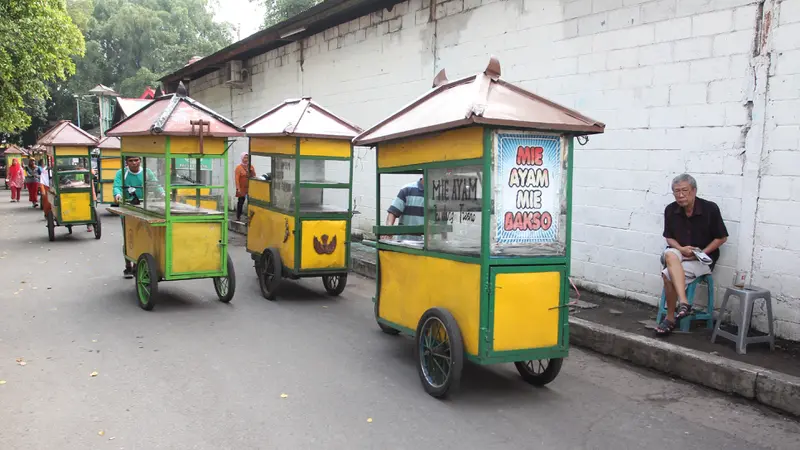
[313,234,337,255]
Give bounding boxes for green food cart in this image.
[353,57,605,398]
[106,83,244,311]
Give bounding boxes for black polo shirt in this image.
[663,197,729,268]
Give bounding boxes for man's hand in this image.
[114,194,122,203]
[679,246,695,258]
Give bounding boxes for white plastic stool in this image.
[711,286,775,355]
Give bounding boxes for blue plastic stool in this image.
[656,274,715,332]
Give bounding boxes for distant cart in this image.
[95,136,122,205]
[243,98,361,299]
[353,57,605,398]
[36,121,102,241]
[106,84,244,311]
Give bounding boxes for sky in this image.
[211,0,266,41]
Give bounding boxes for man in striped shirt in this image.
[385,177,424,241]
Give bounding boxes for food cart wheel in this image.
[46,211,55,242]
[322,273,347,296]
[514,358,563,387]
[374,301,400,335]
[135,253,159,311]
[213,254,236,303]
[93,209,102,240]
[415,308,464,398]
[67,225,73,234]
[258,248,282,300]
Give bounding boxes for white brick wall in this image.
[186,0,800,340]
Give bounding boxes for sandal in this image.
[655,319,676,336]
[675,303,693,321]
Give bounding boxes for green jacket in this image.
[112,168,162,200]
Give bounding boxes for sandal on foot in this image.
[655,319,676,336]
[674,303,693,321]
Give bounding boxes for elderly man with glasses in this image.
[655,173,729,336]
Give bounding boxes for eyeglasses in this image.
[672,187,692,196]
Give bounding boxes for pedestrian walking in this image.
[24,159,41,208]
[7,158,24,202]
[234,153,255,221]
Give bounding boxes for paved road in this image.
[0,195,798,450]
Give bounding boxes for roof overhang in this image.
[160,0,404,88]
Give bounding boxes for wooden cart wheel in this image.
[374,301,400,336]
[46,211,55,242]
[415,307,464,398]
[136,253,158,311]
[258,248,282,300]
[322,273,347,296]
[213,254,236,303]
[93,208,102,240]
[514,358,563,387]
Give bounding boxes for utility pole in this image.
[74,94,81,128]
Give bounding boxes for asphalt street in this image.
[0,193,798,450]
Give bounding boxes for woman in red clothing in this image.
[23,158,41,207]
[6,158,24,202]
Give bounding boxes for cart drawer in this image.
[491,269,562,352]
[170,222,223,274]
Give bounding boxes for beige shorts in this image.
[661,248,711,283]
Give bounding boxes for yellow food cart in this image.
[96,136,122,205]
[106,84,244,310]
[353,57,605,397]
[36,120,102,241]
[243,98,362,299]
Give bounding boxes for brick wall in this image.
[188,0,800,340]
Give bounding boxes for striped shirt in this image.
[388,179,424,241]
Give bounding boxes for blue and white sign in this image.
[495,132,562,245]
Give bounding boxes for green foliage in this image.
[17,0,234,144]
[254,0,322,27]
[0,0,85,134]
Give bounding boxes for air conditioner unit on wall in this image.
[223,60,249,88]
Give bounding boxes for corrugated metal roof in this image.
[244,98,362,139]
[37,120,99,147]
[107,84,244,137]
[96,136,121,150]
[353,57,605,145]
[116,98,151,118]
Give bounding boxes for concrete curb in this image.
[227,227,800,417]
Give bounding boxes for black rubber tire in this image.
[46,211,55,242]
[374,301,400,335]
[93,209,102,240]
[136,253,158,311]
[258,248,282,300]
[322,273,347,296]
[514,358,564,387]
[415,307,464,398]
[213,254,236,303]
[66,225,72,235]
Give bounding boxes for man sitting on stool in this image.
[656,173,728,336]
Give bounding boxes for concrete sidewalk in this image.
[229,221,800,417]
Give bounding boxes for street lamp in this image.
[73,94,95,128]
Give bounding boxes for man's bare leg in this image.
[663,273,678,321]
[665,251,688,307]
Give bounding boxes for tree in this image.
[17,0,234,145]
[0,0,85,134]
[253,0,321,27]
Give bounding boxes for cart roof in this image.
[353,57,605,146]
[107,82,244,138]
[37,120,99,147]
[243,98,362,140]
[3,144,25,154]
[96,136,121,150]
